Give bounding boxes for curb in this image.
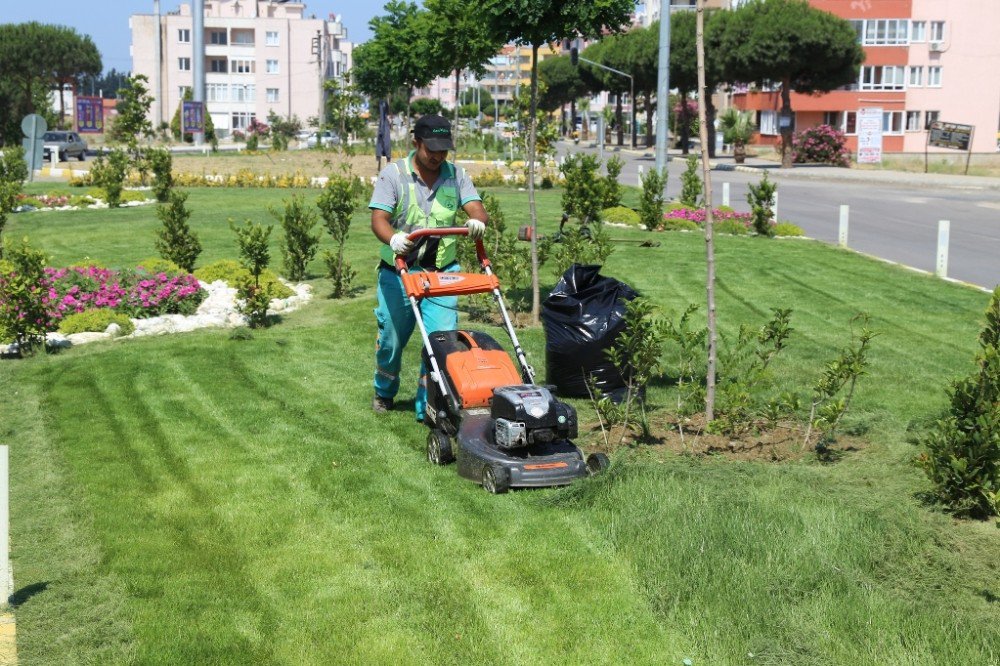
[0,613,16,665]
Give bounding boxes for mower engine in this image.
[491,385,578,450]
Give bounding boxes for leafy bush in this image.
[316,173,358,298]
[560,154,604,225]
[58,309,135,336]
[90,149,130,208]
[679,156,702,208]
[662,219,700,232]
[230,219,275,328]
[192,260,293,299]
[0,238,51,353]
[148,147,173,202]
[137,257,184,276]
[0,147,27,248]
[544,225,614,278]
[602,206,641,226]
[793,124,850,167]
[747,172,777,237]
[273,196,320,281]
[154,190,202,272]
[773,221,805,237]
[639,167,666,231]
[602,156,624,209]
[473,168,515,187]
[715,218,751,235]
[917,288,1000,518]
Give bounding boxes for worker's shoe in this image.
[372,395,394,414]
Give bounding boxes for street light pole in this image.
[577,55,635,148]
[655,0,672,175]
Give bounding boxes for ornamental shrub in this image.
[560,153,604,225]
[316,173,358,298]
[792,124,850,167]
[773,221,805,237]
[273,196,320,281]
[679,156,702,208]
[148,147,173,202]
[602,206,642,227]
[639,167,667,231]
[0,238,52,354]
[917,288,1000,518]
[58,309,135,336]
[137,257,185,276]
[747,172,777,237]
[0,147,28,250]
[90,149,129,207]
[154,190,202,272]
[602,156,624,209]
[193,260,293,299]
[230,219,275,328]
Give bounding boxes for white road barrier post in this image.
[637,165,644,187]
[722,182,730,208]
[773,190,779,223]
[839,205,850,247]
[0,446,10,604]
[936,220,950,278]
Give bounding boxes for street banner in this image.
[857,107,883,164]
[182,101,205,134]
[76,96,104,134]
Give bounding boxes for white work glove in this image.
[465,219,487,240]
[389,232,414,255]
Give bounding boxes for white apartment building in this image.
[131,0,351,137]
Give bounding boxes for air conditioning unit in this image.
[929,41,943,52]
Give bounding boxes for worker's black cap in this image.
[413,114,454,151]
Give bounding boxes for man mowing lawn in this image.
[369,114,489,420]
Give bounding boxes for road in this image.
[556,141,1000,290]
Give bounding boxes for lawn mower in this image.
[395,227,609,493]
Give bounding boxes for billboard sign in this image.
[75,96,104,133]
[856,107,883,164]
[928,121,973,151]
[182,101,205,134]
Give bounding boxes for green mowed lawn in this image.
[3,186,999,664]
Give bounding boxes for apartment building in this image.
[131,0,351,137]
[731,0,1000,154]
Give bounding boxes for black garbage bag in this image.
[541,264,638,399]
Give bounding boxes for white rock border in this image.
[1,278,313,355]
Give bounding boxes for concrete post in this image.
[0,446,10,604]
[936,220,950,277]
[839,205,849,247]
[637,164,644,187]
[722,182,730,208]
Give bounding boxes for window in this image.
[908,66,923,87]
[860,19,909,45]
[178,57,191,71]
[844,112,857,135]
[758,110,777,136]
[905,111,922,131]
[266,59,279,74]
[207,83,229,102]
[266,31,279,46]
[266,87,279,103]
[231,59,254,74]
[232,85,256,103]
[882,111,904,134]
[209,30,227,45]
[928,66,942,87]
[823,112,841,127]
[231,112,256,131]
[925,110,940,128]
[231,31,254,46]
[178,28,190,43]
[209,58,227,73]
[929,21,945,42]
[178,86,191,99]
[911,21,926,42]
[860,65,905,91]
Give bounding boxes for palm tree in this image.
[719,107,756,163]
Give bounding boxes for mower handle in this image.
[394,226,489,272]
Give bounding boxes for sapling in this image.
[273,195,320,281]
[230,219,273,328]
[747,172,777,236]
[680,156,702,208]
[154,190,201,272]
[148,147,173,202]
[639,167,666,231]
[316,170,358,298]
[602,155,624,209]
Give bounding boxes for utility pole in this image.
[192,0,205,145]
[314,30,324,125]
[655,0,672,176]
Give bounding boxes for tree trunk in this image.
[645,92,654,148]
[697,0,717,421]
[680,96,691,155]
[780,80,793,168]
[630,91,637,149]
[615,93,623,146]
[570,99,576,139]
[706,97,718,158]
[528,43,541,326]
[454,70,461,128]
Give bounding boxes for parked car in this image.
[306,131,340,148]
[42,131,88,162]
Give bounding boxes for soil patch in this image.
[579,411,866,463]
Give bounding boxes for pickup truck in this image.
[42,131,88,162]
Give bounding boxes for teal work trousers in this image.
[373,264,459,420]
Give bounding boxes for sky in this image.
[2,0,381,74]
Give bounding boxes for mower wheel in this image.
[586,452,610,475]
[481,464,510,494]
[427,429,455,465]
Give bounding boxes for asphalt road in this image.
[556,140,1000,291]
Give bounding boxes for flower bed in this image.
[41,265,206,327]
[657,207,754,231]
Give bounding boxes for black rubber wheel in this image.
[77,152,86,162]
[482,464,510,494]
[586,452,610,476]
[59,151,66,162]
[426,429,454,465]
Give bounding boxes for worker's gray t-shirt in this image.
[369,152,481,220]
